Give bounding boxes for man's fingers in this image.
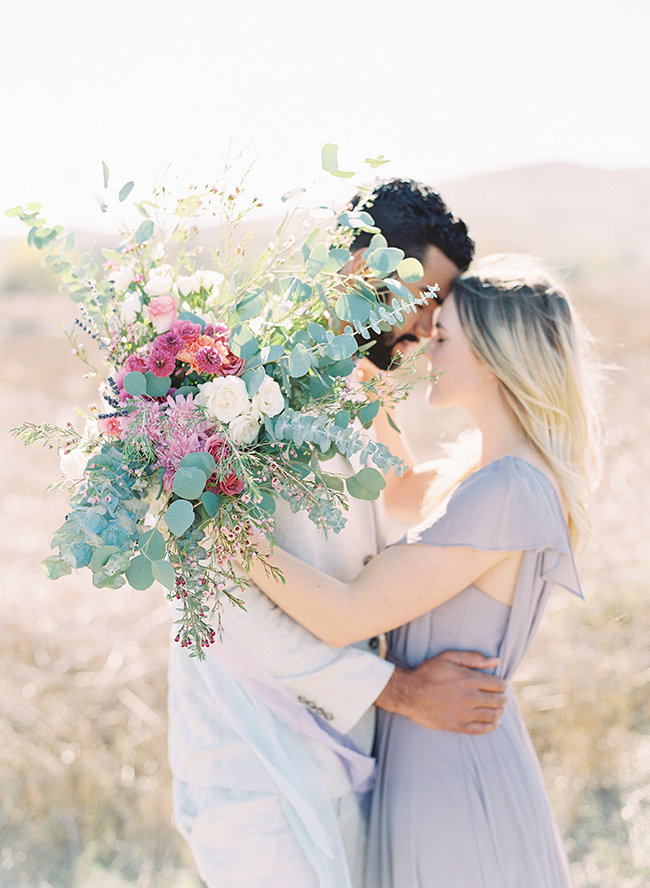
[471,692,508,711]
[440,649,500,670]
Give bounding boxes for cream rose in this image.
[229,412,261,446]
[177,269,224,297]
[197,376,250,423]
[144,265,175,297]
[251,375,285,419]
[109,265,135,294]
[60,447,88,481]
[147,294,178,333]
[118,290,142,325]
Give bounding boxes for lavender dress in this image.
[366,457,579,888]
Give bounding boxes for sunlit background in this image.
[1,1,649,886]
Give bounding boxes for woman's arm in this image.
[241,540,510,647]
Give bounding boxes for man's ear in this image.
[346,249,366,274]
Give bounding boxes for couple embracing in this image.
[168,179,599,887]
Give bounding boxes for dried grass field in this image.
[1,282,649,887]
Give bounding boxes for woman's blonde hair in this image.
[451,254,601,545]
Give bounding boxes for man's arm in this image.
[375,650,508,735]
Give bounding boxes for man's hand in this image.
[374,650,507,735]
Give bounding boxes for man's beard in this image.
[356,330,419,371]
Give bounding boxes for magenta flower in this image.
[195,345,223,375]
[153,331,185,357]
[149,351,177,377]
[220,348,244,376]
[218,472,245,496]
[170,319,203,342]
[124,353,150,373]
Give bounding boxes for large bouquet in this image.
[9,149,430,657]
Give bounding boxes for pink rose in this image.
[124,353,150,373]
[170,319,203,342]
[217,472,245,496]
[220,347,244,376]
[147,295,178,333]
[98,415,125,437]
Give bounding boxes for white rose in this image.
[177,273,201,297]
[251,375,285,419]
[144,264,175,297]
[196,269,224,291]
[60,447,88,481]
[197,376,250,423]
[118,290,142,325]
[109,265,135,294]
[229,412,260,446]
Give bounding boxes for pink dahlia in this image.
[153,331,185,357]
[149,351,177,377]
[195,345,223,375]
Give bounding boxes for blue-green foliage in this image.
[44,447,149,588]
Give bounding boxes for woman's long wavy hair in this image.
[451,254,601,545]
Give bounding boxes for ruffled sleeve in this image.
[405,456,582,599]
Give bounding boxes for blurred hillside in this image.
[2,162,649,346]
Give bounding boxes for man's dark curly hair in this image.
[348,178,474,272]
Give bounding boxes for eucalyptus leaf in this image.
[365,247,403,276]
[281,187,306,202]
[320,473,345,492]
[230,324,260,359]
[325,334,357,361]
[359,400,380,426]
[119,181,135,202]
[288,343,311,377]
[334,410,351,429]
[134,219,154,245]
[145,372,171,398]
[163,499,195,535]
[336,210,378,233]
[102,161,109,188]
[41,555,72,579]
[180,451,216,479]
[123,371,147,396]
[397,257,424,283]
[305,242,329,278]
[236,290,264,321]
[201,490,221,517]
[89,545,122,572]
[260,344,285,364]
[138,528,166,561]
[285,277,312,303]
[335,290,373,323]
[152,559,176,589]
[173,466,208,500]
[321,248,351,273]
[345,467,386,501]
[307,322,329,344]
[125,554,155,590]
[328,358,355,378]
[242,365,266,397]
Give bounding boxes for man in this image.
[168,179,507,888]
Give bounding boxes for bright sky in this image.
[1,0,648,239]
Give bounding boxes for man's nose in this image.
[414,305,436,339]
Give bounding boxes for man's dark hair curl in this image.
[348,178,474,272]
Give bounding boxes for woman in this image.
[241,254,601,887]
